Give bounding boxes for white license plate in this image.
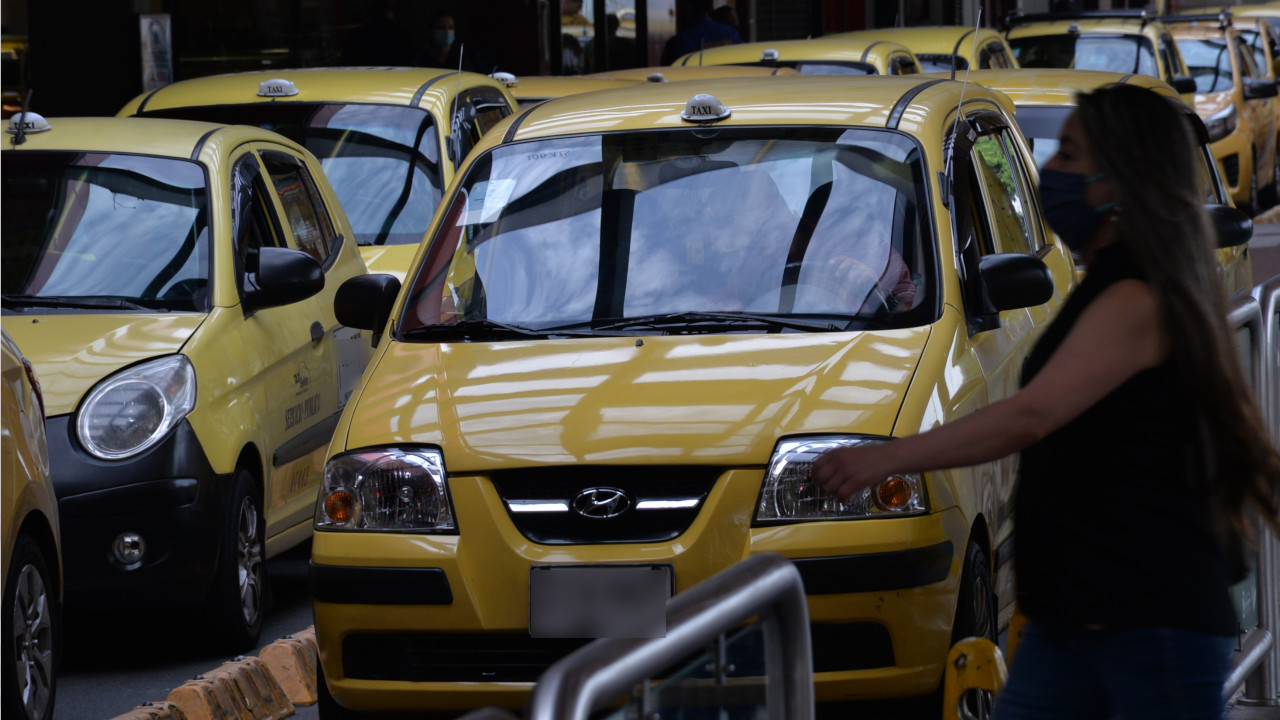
[529,564,671,639]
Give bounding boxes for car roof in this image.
[2,115,286,162]
[591,64,800,81]
[491,75,1005,145]
[119,66,516,117]
[1005,12,1165,39]
[506,75,646,103]
[671,36,919,74]
[938,67,1182,106]
[830,26,1007,55]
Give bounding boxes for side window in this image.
[969,129,1040,256]
[230,154,283,285]
[450,88,516,165]
[259,150,339,267]
[1237,37,1260,79]
[892,54,919,75]
[986,43,1013,69]
[1159,34,1183,77]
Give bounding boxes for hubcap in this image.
[11,563,54,720]
[236,497,263,626]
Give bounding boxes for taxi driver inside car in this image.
[311,76,1074,716]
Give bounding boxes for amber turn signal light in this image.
[874,476,913,511]
[324,490,356,524]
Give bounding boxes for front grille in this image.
[343,622,895,683]
[490,466,722,544]
[1223,153,1240,187]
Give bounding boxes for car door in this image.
[230,146,340,537]
[1236,35,1278,190]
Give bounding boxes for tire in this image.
[204,468,266,652]
[948,540,998,720]
[3,533,58,720]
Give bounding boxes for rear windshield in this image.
[141,102,443,247]
[2,151,211,312]
[1010,33,1157,76]
[398,127,938,341]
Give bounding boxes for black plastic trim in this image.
[791,541,954,594]
[887,79,948,129]
[309,562,454,605]
[272,409,343,467]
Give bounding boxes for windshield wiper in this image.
[553,311,848,334]
[400,319,608,341]
[2,294,171,312]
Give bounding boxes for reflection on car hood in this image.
[3,314,204,416]
[1194,91,1234,122]
[344,329,930,469]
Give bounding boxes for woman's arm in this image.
[812,277,1171,500]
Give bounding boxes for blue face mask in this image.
[434,29,455,47]
[1038,169,1117,252]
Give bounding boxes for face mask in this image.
[1038,169,1117,252]
[434,29,455,47]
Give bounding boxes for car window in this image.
[891,54,919,75]
[231,154,285,290]
[1236,36,1260,79]
[1,151,211,312]
[1010,34,1157,76]
[984,43,1014,69]
[140,103,443,248]
[1159,33,1184,78]
[1237,28,1270,75]
[463,89,515,135]
[402,127,937,336]
[970,129,1039,255]
[917,54,965,72]
[1177,36,1236,92]
[259,150,340,268]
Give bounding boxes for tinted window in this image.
[140,102,442,247]
[971,131,1039,255]
[2,151,211,312]
[260,150,339,265]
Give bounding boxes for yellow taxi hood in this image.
[2,314,203,416]
[1193,91,1233,121]
[342,329,930,470]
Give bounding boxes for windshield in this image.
[141,103,443,247]
[399,127,936,340]
[2,151,210,312]
[1010,34,1157,76]
[1175,38,1235,92]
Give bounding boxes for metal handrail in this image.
[524,552,814,720]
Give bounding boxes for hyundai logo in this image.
[571,487,632,519]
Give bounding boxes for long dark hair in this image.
[1075,83,1280,536]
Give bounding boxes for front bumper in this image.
[311,470,967,713]
[48,414,232,609]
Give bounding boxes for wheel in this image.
[948,540,998,720]
[204,468,266,652]
[3,533,58,720]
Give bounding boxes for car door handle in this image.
[310,321,324,343]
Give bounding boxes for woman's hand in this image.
[811,443,895,502]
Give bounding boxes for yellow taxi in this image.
[488,72,644,108]
[591,63,801,82]
[311,75,1077,716]
[117,68,520,280]
[1005,9,1198,96]
[1163,13,1280,213]
[829,25,1019,73]
[671,36,923,75]
[1,114,373,651]
[2,328,60,720]
[950,68,1254,295]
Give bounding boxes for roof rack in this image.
[1005,9,1151,30]
[1159,11,1232,29]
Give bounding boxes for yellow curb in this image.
[108,626,320,720]
[258,628,319,706]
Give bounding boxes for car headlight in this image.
[754,436,928,524]
[76,355,196,460]
[317,448,456,532]
[1206,105,1238,143]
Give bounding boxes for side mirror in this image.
[335,273,401,335]
[1171,75,1198,95]
[1243,77,1279,99]
[243,247,324,312]
[978,253,1055,311]
[1206,203,1253,248]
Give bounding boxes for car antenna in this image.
[451,43,465,164]
[11,89,33,146]
[945,5,982,191]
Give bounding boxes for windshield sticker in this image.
[458,178,517,225]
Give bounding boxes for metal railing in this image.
[1224,278,1280,706]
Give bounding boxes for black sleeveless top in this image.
[1016,243,1237,636]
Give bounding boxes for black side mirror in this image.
[1206,203,1253,248]
[243,247,324,312]
[1171,75,1198,94]
[978,253,1055,311]
[335,273,401,337]
[1244,77,1279,99]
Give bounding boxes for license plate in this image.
[529,564,671,639]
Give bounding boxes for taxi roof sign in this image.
[680,93,731,123]
[6,111,51,135]
[257,79,299,97]
[647,72,667,83]
[489,71,518,87]
[760,48,780,62]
